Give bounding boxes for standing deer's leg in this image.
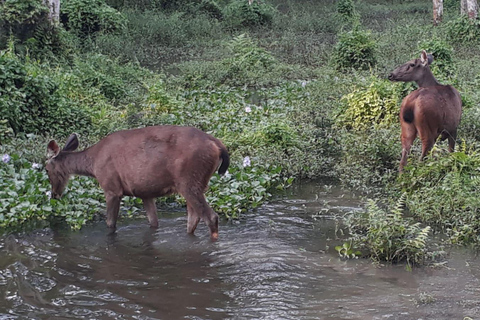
[399,123,417,172]
[181,189,219,241]
[447,130,457,153]
[419,132,436,161]
[142,198,158,228]
[105,193,121,229]
[186,201,201,235]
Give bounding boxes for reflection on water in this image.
[0,182,479,319]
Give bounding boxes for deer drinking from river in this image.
[45,125,230,241]
[388,50,462,172]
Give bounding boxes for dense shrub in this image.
[398,147,480,245]
[221,33,276,85]
[0,0,70,59]
[0,50,91,137]
[61,0,126,37]
[222,0,276,29]
[0,0,48,45]
[417,38,455,78]
[336,77,401,130]
[445,16,480,43]
[337,0,358,20]
[197,0,223,20]
[333,27,377,70]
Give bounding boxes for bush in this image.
[0,0,48,45]
[197,0,223,20]
[337,0,358,21]
[336,76,401,130]
[222,0,276,29]
[445,15,480,43]
[417,38,455,78]
[398,146,480,245]
[221,33,277,85]
[333,27,377,71]
[61,0,126,37]
[0,50,92,137]
[0,0,70,59]
[344,194,431,266]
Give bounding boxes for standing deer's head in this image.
[45,134,79,199]
[388,50,434,83]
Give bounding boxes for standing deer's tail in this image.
[217,144,230,176]
[402,107,414,124]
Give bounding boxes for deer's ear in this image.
[47,140,61,159]
[420,50,430,66]
[63,133,79,152]
[427,53,434,65]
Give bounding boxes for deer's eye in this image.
[410,63,415,68]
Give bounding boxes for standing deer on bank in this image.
[45,125,230,241]
[388,50,462,172]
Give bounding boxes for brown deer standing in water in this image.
[388,50,462,172]
[45,125,230,241]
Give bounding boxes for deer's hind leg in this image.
[400,123,417,172]
[418,127,436,161]
[180,187,218,241]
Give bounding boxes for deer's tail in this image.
[217,143,230,176]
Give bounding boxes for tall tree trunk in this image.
[433,0,443,25]
[43,0,60,24]
[461,0,478,20]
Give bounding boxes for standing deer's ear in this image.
[47,140,61,159]
[63,133,79,152]
[427,53,434,65]
[420,50,433,66]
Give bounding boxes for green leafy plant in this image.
[61,0,126,37]
[336,76,401,130]
[208,163,291,219]
[417,38,455,78]
[222,0,276,29]
[445,15,480,43]
[221,33,277,85]
[0,0,48,44]
[344,194,431,266]
[333,27,377,71]
[337,0,358,21]
[398,145,480,245]
[0,153,105,230]
[335,241,362,259]
[0,49,92,136]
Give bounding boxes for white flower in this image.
[32,163,41,169]
[46,191,52,199]
[223,170,231,179]
[245,106,252,113]
[2,154,10,163]
[301,81,307,88]
[243,156,251,167]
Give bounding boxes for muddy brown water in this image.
[0,182,479,319]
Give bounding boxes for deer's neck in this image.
[62,150,95,178]
[416,68,441,87]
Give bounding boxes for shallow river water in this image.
[0,182,479,320]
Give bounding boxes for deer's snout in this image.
[388,73,395,81]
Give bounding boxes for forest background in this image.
[1,0,480,264]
